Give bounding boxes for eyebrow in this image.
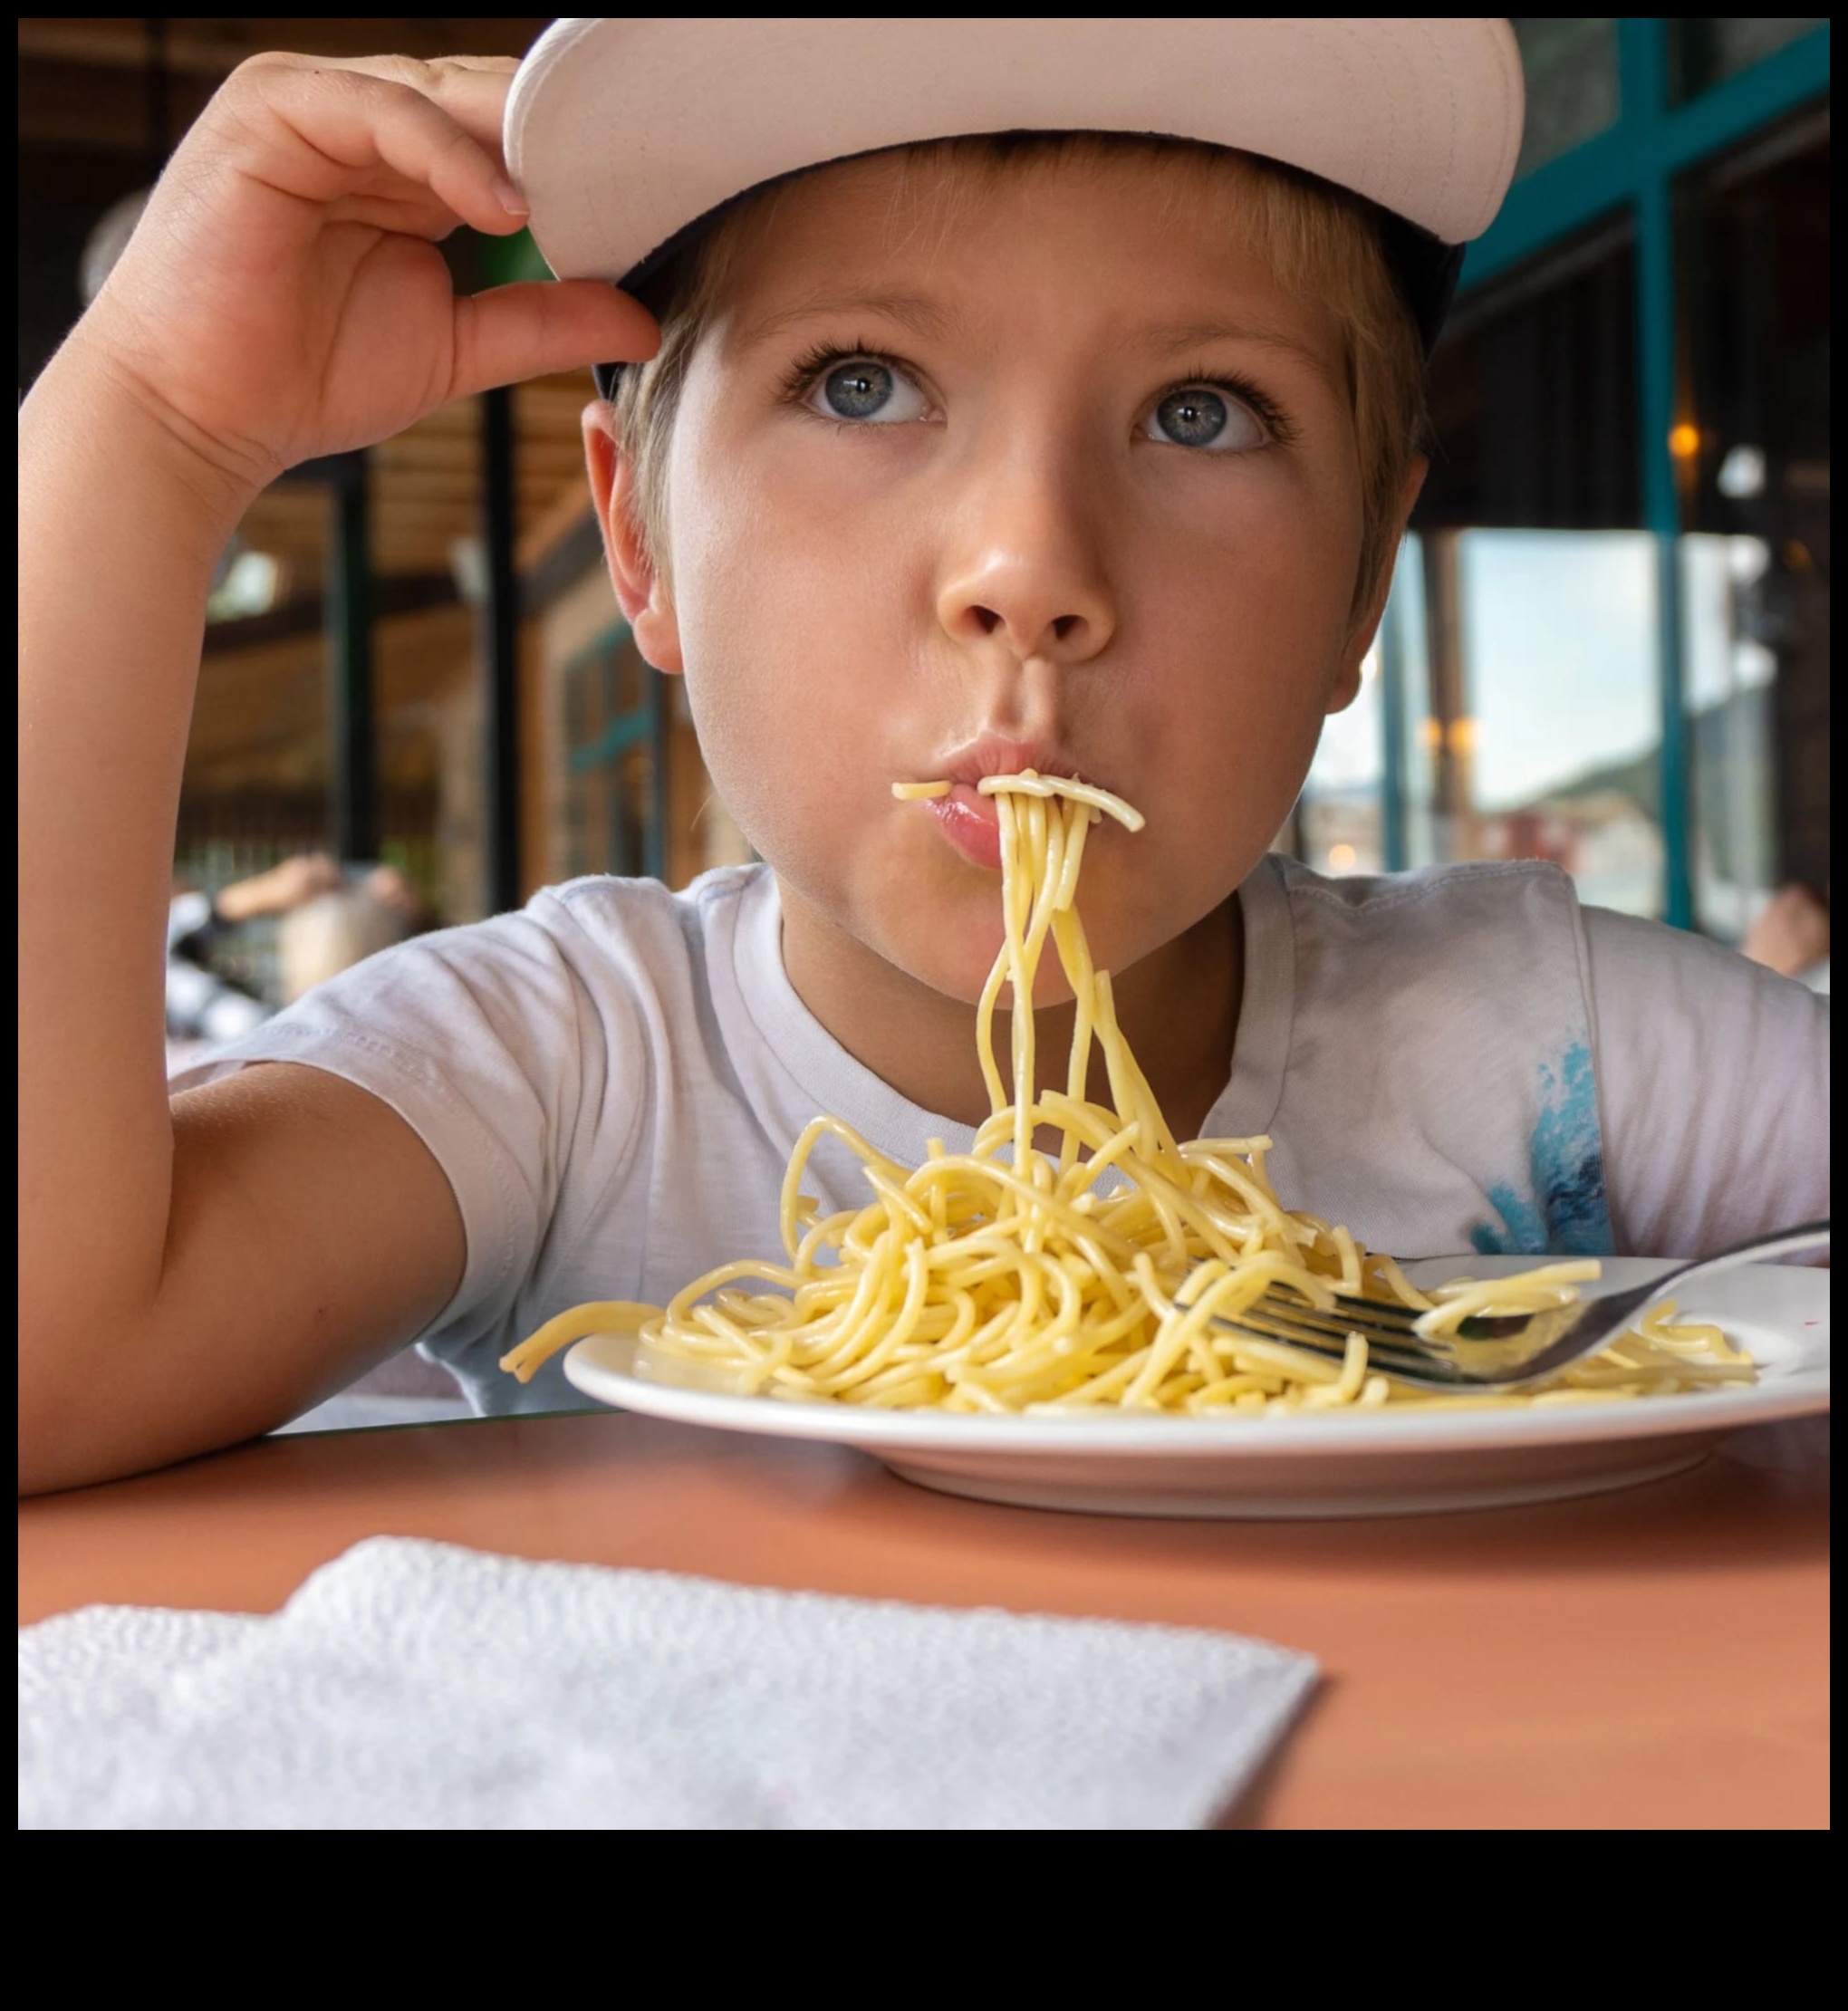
[734,294,1342,390]
[733,290,966,351]
[1141,317,1343,391]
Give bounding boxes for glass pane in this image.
[559,626,650,879]
[1671,19,1825,101]
[1510,19,1619,177]
[1400,531,1666,917]
[1679,116,1830,921]
[1681,535,1778,939]
[1386,538,1436,872]
[1297,645,1385,875]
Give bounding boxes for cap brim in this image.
[510,17,1517,389]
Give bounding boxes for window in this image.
[1393,530,1666,916]
[1297,645,1385,876]
[1679,114,1830,926]
[1420,222,1639,533]
[1291,21,1830,932]
[1670,19,1826,101]
[1510,19,1620,175]
[1395,223,1664,912]
[562,623,668,880]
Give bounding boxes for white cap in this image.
[506,16,1525,365]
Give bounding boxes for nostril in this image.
[1052,614,1081,641]
[970,605,1002,635]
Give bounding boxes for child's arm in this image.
[19,53,658,1494]
[210,853,344,925]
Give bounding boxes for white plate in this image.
[563,1256,1829,1518]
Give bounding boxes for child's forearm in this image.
[19,53,654,1488]
[18,337,261,1365]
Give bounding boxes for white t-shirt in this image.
[174,857,1830,1416]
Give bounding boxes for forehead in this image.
[706,141,1346,366]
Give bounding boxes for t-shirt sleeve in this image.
[1583,906,1830,1256]
[168,892,646,1353]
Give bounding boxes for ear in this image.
[581,401,684,675]
[1326,451,1429,715]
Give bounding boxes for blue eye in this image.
[806,357,929,425]
[1144,386,1265,452]
[823,361,891,418]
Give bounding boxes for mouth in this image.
[905,735,1104,872]
[925,783,1006,869]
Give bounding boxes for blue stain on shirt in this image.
[1470,1041,1613,1256]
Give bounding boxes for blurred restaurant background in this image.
[18,17,1831,997]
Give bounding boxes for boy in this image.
[19,21,1827,1494]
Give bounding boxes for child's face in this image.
[611,149,1403,1003]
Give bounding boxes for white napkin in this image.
[19,1537,1316,1829]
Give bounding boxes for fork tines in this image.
[1218,1287,1452,1375]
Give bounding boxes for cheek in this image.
[664,419,920,875]
[1121,478,1357,845]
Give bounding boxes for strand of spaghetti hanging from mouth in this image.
[499,773,1751,1411]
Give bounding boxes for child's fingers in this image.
[241,51,520,159]
[226,59,527,238]
[448,282,662,402]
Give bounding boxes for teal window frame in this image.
[1415,19,1831,925]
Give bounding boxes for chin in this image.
[883,894,1112,1011]
[873,896,1009,1006]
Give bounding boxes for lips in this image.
[902,734,1105,872]
[927,783,1004,870]
[942,735,1099,793]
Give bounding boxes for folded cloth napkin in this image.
[19,1537,1316,1829]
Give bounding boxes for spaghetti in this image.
[503,774,1751,1412]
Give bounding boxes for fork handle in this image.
[1676,1218,1830,1281]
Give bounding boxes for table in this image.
[19,1410,1829,1827]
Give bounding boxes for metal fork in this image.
[1212,1220,1829,1392]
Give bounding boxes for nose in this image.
[934,461,1117,669]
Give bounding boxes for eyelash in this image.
[778,341,1296,447]
[779,338,890,409]
[1164,361,1297,448]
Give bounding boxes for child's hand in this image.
[1740,883,1830,980]
[72,53,658,500]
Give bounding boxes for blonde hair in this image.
[614,134,1428,623]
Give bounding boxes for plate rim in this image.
[560,1256,1829,1458]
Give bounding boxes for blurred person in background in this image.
[1741,884,1830,995]
[278,865,426,1002]
[168,853,424,1066]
